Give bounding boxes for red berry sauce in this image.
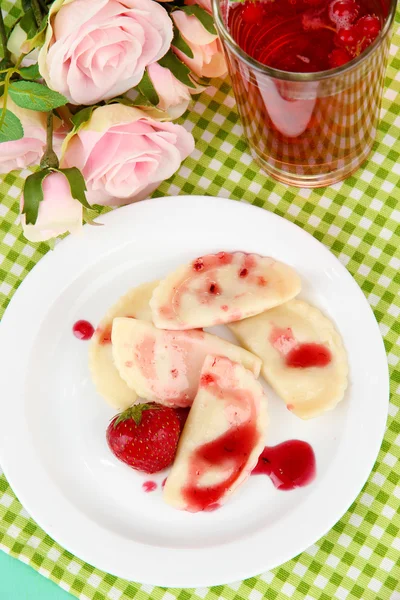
[191,252,233,274]
[270,326,332,368]
[142,481,157,493]
[252,440,316,490]
[72,320,94,340]
[98,324,112,345]
[229,0,384,73]
[286,343,332,368]
[183,420,259,511]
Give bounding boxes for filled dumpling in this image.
[150,252,301,330]
[89,281,157,409]
[111,319,262,407]
[229,299,348,419]
[163,355,268,512]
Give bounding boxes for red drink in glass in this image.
[229,0,385,73]
[213,0,396,187]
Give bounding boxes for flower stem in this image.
[56,104,72,127]
[0,6,11,66]
[0,54,24,133]
[31,0,43,28]
[0,70,13,131]
[40,112,59,169]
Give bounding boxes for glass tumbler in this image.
[212,0,397,188]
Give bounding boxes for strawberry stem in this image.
[112,403,158,428]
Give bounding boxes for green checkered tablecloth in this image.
[1,1,400,599]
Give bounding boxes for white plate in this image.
[0,196,388,588]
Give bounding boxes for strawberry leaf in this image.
[113,404,159,428]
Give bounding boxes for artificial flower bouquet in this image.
[0,0,227,241]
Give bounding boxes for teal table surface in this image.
[0,551,72,599]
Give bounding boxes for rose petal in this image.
[172,11,217,45]
[40,0,173,105]
[20,172,82,242]
[61,105,194,206]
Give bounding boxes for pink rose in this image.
[61,104,194,206]
[20,171,83,242]
[0,98,47,174]
[147,63,191,119]
[38,0,173,105]
[172,11,227,78]
[185,0,212,14]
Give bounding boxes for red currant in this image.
[335,27,359,48]
[356,14,381,44]
[328,48,351,68]
[329,0,359,27]
[242,1,265,24]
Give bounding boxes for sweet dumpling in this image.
[229,299,348,419]
[89,281,157,410]
[150,252,301,330]
[163,355,268,512]
[111,319,262,407]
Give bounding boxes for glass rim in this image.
[212,0,397,82]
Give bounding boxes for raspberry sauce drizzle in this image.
[183,420,259,511]
[286,343,332,368]
[252,440,316,490]
[72,320,94,340]
[270,326,332,368]
[142,481,157,492]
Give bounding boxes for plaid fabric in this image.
[1,2,400,600]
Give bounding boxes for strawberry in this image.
[106,403,181,474]
[175,407,190,431]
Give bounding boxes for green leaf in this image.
[19,63,41,81]
[172,26,194,59]
[18,9,38,39]
[59,167,91,210]
[83,208,103,227]
[22,168,51,225]
[0,110,24,143]
[158,51,197,89]
[24,13,49,53]
[22,0,32,11]
[9,81,68,111]
[70,106,96,132]
[113,404,157,428]
[110,94,150,108]
[136,70,159,106]
[180,5,217,35]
